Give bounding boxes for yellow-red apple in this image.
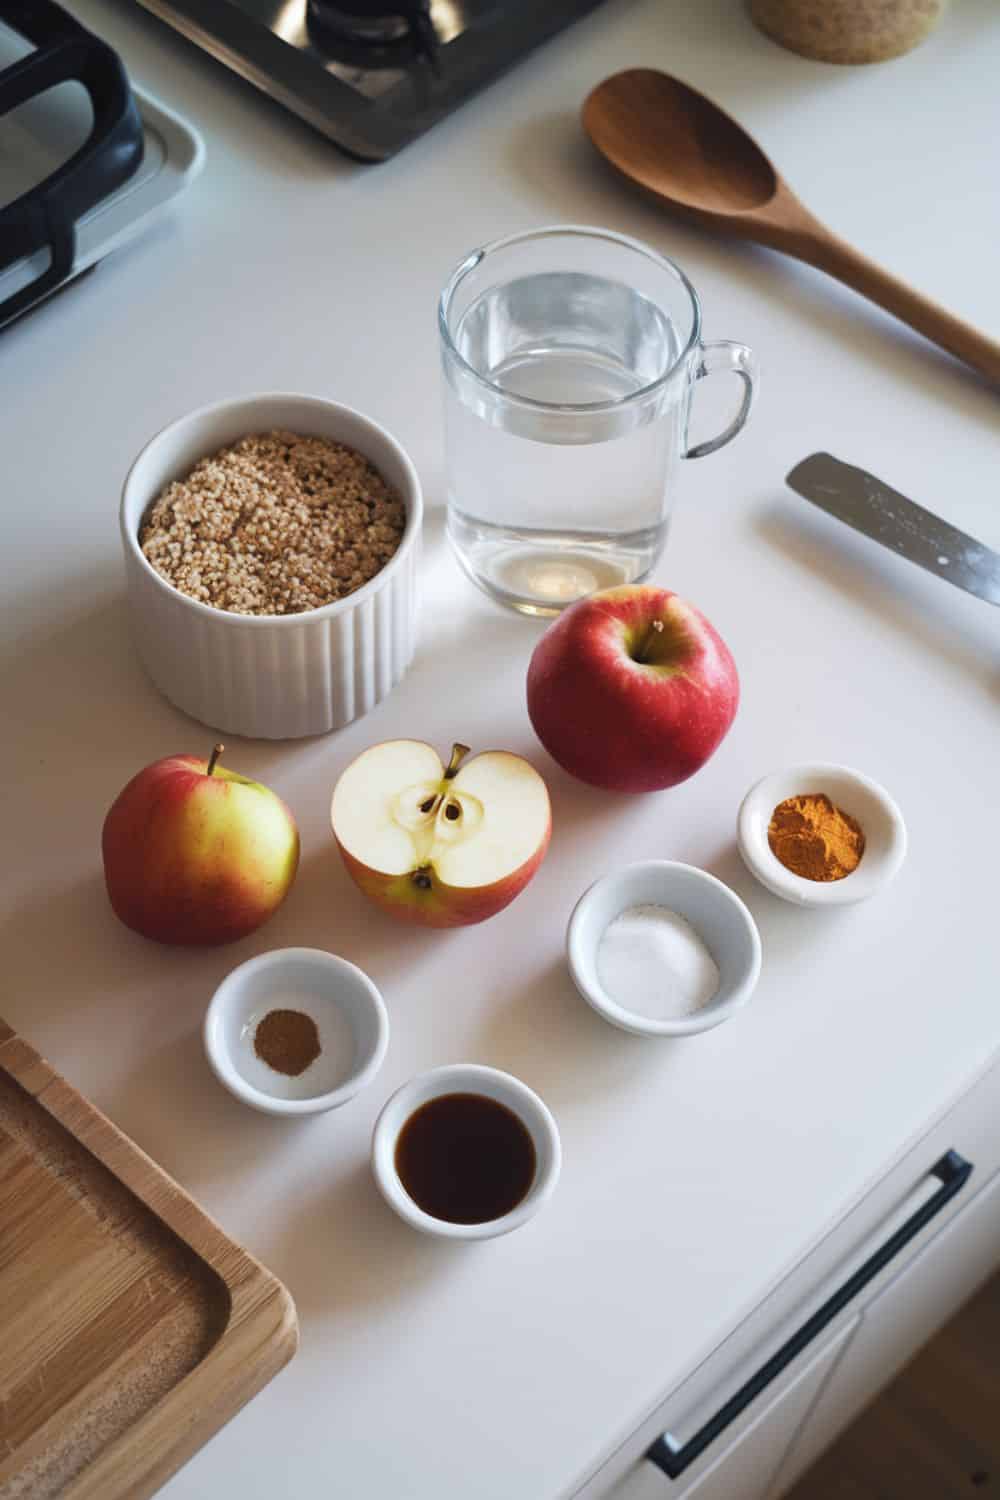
[527,585,739,792]
[102,745,300,944]
[331,741,551,928]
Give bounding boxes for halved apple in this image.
[331,741,551,928]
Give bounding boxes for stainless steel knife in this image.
[786,453,1000,606]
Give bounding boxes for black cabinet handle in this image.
[647,1150,973,1480]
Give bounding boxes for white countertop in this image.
[3,2,1000,1496]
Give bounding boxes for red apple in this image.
[526,585,739,792]
[102,745,300,945]
[331,741,551,928]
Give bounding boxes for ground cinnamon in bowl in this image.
[767,793,865,882]
[253,1009,321,1077]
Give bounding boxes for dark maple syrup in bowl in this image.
[394,1092,537,1224]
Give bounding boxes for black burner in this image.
[307,0,437,66]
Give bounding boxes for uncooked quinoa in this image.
[139,431,406,615]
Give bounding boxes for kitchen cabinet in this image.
[585,1055,1000,1500]
[771,1166,1000,1497]
[602,1166,1000,1500]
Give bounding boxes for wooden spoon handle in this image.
[792,223,1000,383]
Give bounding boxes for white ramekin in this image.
[737,763,907,908]
[204,947,389,1117]
[120,393,422,739]
[566,860,762,1038]
[371,1064,562,1240]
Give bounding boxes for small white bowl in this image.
[566,861,762,1038]
[371,1064,561,1240]
[121,393,422,739]
[737,764,906,908]
[204,947,389,1116]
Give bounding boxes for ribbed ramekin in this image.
[120,394,422,739]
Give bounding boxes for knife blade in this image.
[785,453,1000,607]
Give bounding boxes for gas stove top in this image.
[134,0,607,160]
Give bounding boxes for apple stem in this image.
[207,743,225,776]
[412,868,433,890]
[633,618,665,664]
[443,743,471,780]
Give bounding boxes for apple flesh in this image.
[331,741,551,928]
[102,745,300,945]
[527,585,739,793]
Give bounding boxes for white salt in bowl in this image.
[204,948,389,1116]
[566,861,762,1038]
[120,393,422,739]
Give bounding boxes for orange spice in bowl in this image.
[737,764,904,909]
[767,793,865,883]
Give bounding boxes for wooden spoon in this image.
[582,69,1000,384]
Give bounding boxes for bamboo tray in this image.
[0,1018,297,1499]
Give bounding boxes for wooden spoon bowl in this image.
[583,69,1000,384]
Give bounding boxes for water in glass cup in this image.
[441,227,758,616]
[443,269,683,616]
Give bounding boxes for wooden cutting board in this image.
[0,1018,297,1499]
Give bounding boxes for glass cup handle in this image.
[684,340,759,460]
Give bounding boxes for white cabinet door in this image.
[606,1321,857,1500]
[771,1167,1000,1498]
[576,1066,996,1500]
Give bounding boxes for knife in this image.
[786,453,1000,607]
